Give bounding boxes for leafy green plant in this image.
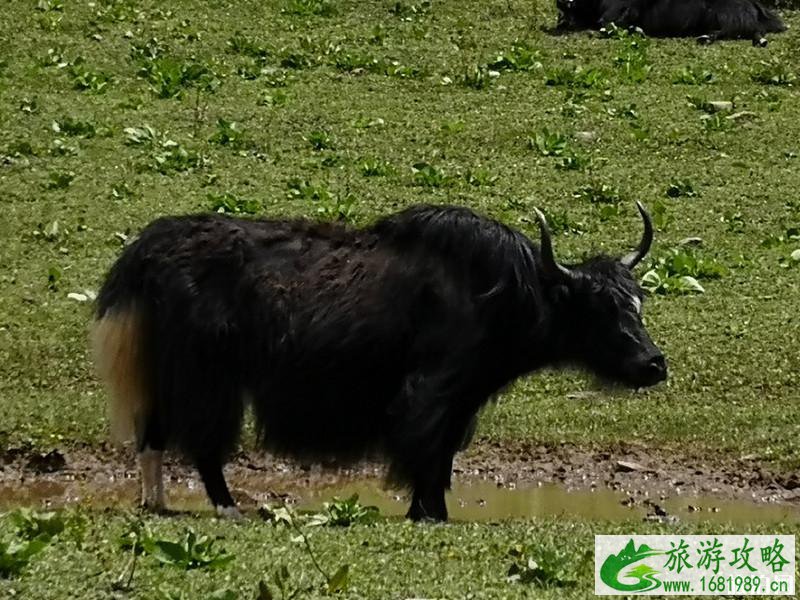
[138,57,220,99]
[227,31,270,60]
[308,494,379,527]
[464,168,497,187]
[487,40,542,72]
[51,117,98,138]
[641,247,725,295]
[613,30,651,83]
[412,162,451,187]
[544,65,608,90]
[0,538,49,578]
[259,89,288,107]
[673,66,716,85]
[43,171,75,190]
[209,192,261,215]
[666,179,698,198]
[359,157,393,177]
[530,128,568,157]
[779,249,800,268]
[306,130,334,151]
[284,0,335,17]
[460,64,496,90]
[210,118,249,150]
[130,37,170,62]
[537,208,585,235]
[752,57,796,86]
[69,65,113,93]
[574,182,623,205]
[507,544,578,587]
[124,125,205,173]
[9,509,66,541]
[144,529,234,570]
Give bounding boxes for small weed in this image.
[487,40,542,72]
[574,182,623,205]
[43,171,75,190]
[258,89,288,107]
[51,117,97,138]
[673,66,716,85]
[287,178,329,201]
[641,247,725,295]
[556,152,589,171]
[722,210,746,233]
[308,494,380,527]
[359,158,393,177]
[210,119,249,150]
[227,31,270,60]
[537,208,585,235]
[390,1,431,19]
[544,65,608,90]
[701,113,732,133]
[752,57,796,86]
[208,192,261,215]
[130,37,170,62]
[507,544,579,587]
[138,57,220,99]
[460,64,497,89]
[613,31,651,83]
[69,65,113,93]
[125,125,205,173]
[316,193,357,223]
[284,0,335,17]
[122,523,234,571]
[530,128,568,157]
[49,139,79,156]
[666,179,698,198]
[651,199,673,231]
[47,266,62,291]
[412,162,452,187]
[778,249,800,268]
[0,538,49,578]
[464,168,498,187]
[306,130,334,151]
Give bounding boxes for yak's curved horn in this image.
[534,208,573,281]
[621,201,654,269]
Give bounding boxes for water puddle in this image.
[2,474,798,525]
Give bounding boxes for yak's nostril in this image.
[646,355,667,379]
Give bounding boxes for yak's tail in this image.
[90,306,151,445]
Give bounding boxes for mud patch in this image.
[1,441,799,524]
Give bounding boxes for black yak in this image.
[91,203,667,521]
[555,0,786,46]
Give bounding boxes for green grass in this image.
[2,2,800,598]
[1,507,798,599]
[2,0,800,464]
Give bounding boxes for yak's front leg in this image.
[407,454,454,522]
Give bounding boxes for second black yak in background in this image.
[556,0,786,46]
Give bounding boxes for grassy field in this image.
[1,0,800,597]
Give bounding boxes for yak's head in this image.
[535,202,667,388]
[556,0,601,30]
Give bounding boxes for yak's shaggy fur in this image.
[92,204,666,521]
[556,0,786,45]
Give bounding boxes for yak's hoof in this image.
[140,500,167,514]
[216,505,244,520]
[696,35,714,45]
[753,37,768,48]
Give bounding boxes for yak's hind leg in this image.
[162,331,246,518]
[138,413,166,512]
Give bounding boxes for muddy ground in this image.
[2,440,799,518]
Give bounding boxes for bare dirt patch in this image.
[1,440,798,521]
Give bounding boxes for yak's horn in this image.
[621,201,654,269]
[534,208,573,281]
